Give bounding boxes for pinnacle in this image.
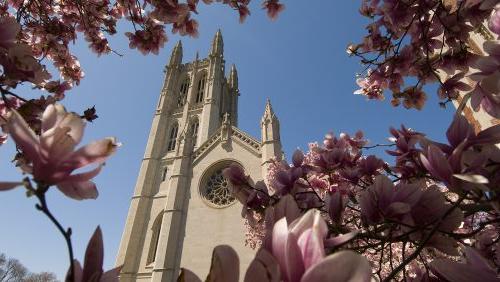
[215,28,223,37]
[175,40,182,49]
[210,29,224,55]
[264,98,275,116]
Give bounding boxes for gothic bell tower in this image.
[116,31,282,282]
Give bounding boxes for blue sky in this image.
[0,1,454,279]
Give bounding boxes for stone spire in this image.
[261,98,280,143]
[262,98,277,123]
[228,64,238,89]
[261,98,282,181]
[169,40,183,66]
[210,29,224,56]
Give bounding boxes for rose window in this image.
[202,169,236,207]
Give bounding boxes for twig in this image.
[31,182,75,282]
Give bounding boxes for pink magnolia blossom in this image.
[262,195,301,250]
[262,0,285,20]
[359,175,423,225]
[68,227,121,282]
[3,104,119,200]
[420,114,500,187]
[354,72,385,101]
[270,209,371,282]
[489,5,500,36]
[245,248,281,282]
[430,247,500,281]
[359,175,463,255]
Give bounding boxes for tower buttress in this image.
[151,133,193,282]
[261,99,282,181]
[199,30,226,141]
[116,42,185,276]
[228,64,239,126]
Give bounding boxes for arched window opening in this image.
[195,73,207,104]
[167,123,178,151]
[177,78,190,108]
[190,120,199,146]
[161,167,168,182]
[147,214,163,264]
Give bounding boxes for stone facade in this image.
[116,30,283,282]
[450,27,500,133]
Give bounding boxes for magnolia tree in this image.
[0,0,499,281]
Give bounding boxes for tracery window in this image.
[190,120,199,146]
[177,78,190,108]
[201,168,236,207]
[167,123,178,151]
[195,73,207,103]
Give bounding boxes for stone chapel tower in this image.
[116,30,283,281]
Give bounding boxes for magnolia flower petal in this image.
[483,41,500,57]
[41,104,60,133]
[358,188,378,224]
[301,251,371,282]
[82,226,104,282]
[453,174,489,184]
[292,149,304,167]
[7,110,40,163]
[40,126,77,163]
[62,165,103,183]
[428,234,460,256]
[67,259,83,282]
[430,258,499,281]
[297,228,325,270]
[100,266,121,282]
[223,164,248,186]
[0,181,23,191]
[290,209,321,237]
[324,231,359,248]
[420,145,453,182]
[481,70,500,94]
[446,115,472,148]
[244,249,280,282]
[464,247,498,274]
[392,183,422,207]
[206,245,239,282]
[64,137,119,170]
[474,124,500,145]
[272,218,289,279]
[57,112,86,145]
[372,175,394,208]
[178,268,202,282]
[386,202,411,217]
[0,17,20,44]
[274,194,301,224]
[57,180,98,200]
[284,232,305,282]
